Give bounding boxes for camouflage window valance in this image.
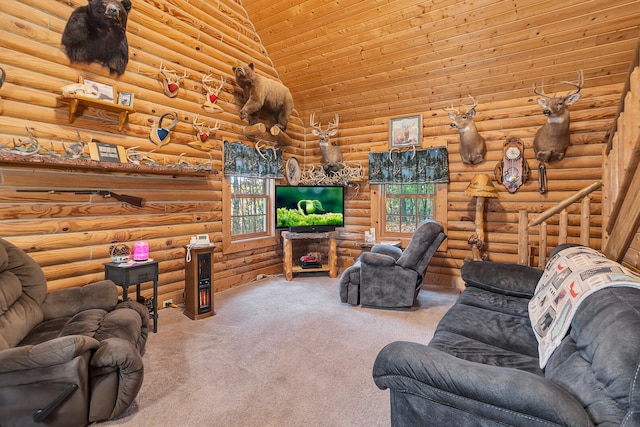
[368,146,449,184]
[223,140,284,179]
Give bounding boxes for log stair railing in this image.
[518,181,602,267]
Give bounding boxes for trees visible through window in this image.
[383,183,435,234]
[229,176,268,237]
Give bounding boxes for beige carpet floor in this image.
[100,273,459,427]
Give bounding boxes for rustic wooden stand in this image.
[282,231,338,281]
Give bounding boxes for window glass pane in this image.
[402,184,417,194]
[231,217,242,235]
[402,216,416,233]
[386,198,400,214]
[401,198,415,215]
[230,177,269,237]
[386,215,400,232]
[387,184,401,195]
[382,183,437,235]
[256,215,266,233]
[255,198,264,214]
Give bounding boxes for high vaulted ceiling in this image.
[240,0,640,124]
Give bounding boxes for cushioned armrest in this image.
[89,338,144,421]
[42,280,119,320]
[373,341,591,427]
[360,251,398,267]
[461,261,542,298]
[0,335,99,373]
[370,244,402,260]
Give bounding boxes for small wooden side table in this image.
[104,261,159,333]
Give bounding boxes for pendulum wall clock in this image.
[495,137,529,193]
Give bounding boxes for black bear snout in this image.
[106,5,118,16]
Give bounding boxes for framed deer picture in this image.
[389,115,421,149]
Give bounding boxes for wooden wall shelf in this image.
[0,152,217,177]
[62,95,135,131]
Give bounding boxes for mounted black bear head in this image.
[62,0,132,76]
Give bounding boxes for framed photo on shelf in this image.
[80,77,116,103]
[88,141,127,163]
[389,115,421,149]
[117,91,134,107]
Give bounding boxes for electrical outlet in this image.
[162,299,173,308]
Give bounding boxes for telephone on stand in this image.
[186,234,213,262]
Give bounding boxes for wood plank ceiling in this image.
[239,0,640,124]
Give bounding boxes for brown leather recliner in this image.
[0,238,148,427]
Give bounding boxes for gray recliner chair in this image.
[340,219,447,309]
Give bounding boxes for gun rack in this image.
[62,95,135,132]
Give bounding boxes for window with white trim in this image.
[223,176,276,254]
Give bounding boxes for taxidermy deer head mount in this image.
[191,114,220,143]
[201,73,226,113]
[310,113,342,176]
[160,63,189,98]
[444,95,486,165]
[532,70,583,162]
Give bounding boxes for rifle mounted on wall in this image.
[17,189,145,207]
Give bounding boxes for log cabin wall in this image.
[0,0,638,301]
[244,0,640,286]
[327,83,619,288]
[0,0,305,302]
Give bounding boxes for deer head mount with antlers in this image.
[159,62,189,98]
[310,113,342,176]
[201,73,225,113]
[444,95,486,165]
[532,70,583,162]
[191,114,220,143]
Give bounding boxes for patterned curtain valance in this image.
[368,146,449,184]
[223,140,284,179]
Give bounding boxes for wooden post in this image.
[559,210,568,245]
[244,123,266,136]
[270,125,292,145]
[518,210,529,266]
[539,221,548,269]
[470,196,485,261]
[581,196,591,246]
[329,235,337,278]
[283,234,293,281]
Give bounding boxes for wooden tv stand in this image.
[282,231,338,281]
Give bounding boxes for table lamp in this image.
[465,174,499,260]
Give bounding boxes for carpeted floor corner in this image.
[100,274,459,427]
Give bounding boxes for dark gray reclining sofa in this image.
[373,245,640,426]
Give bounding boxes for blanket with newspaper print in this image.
[528,246,640,368]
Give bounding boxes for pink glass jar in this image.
[133,240,149,262]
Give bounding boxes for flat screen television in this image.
[275,185,344,232]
